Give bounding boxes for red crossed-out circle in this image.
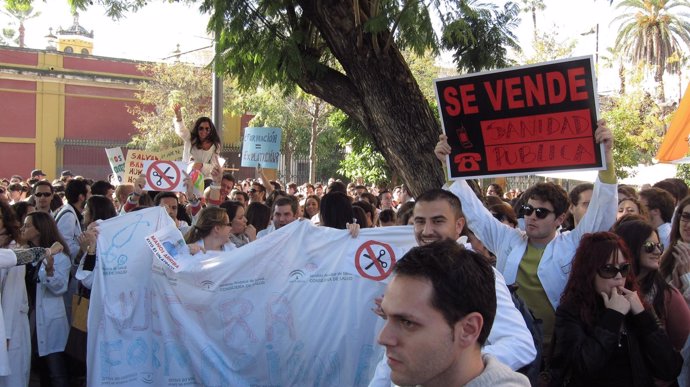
[145,160,181,191]
[355,240,396,281]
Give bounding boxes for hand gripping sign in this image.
[355,240,397,281]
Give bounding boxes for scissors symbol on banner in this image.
[152,166,173,186]
[364,249,387,270]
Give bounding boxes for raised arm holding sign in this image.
[434,56,605,179]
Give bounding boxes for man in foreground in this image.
[378,240,529,386]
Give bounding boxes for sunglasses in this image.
[642,241,664,253]
[34,192,52,198]
[521,204,553,219]
[597,263,631,279]
[680,212,690,223]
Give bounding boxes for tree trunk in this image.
[619,62,625,94]
[655,65,665,102]
[283,132,293,182]
[308,100,320,183]
[297,0,445,196]
[532,8,537,41]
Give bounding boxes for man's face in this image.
[380,192,393,209]
[106,188,115,204]
[315,186,324,196]
[159,197,179,220]
[570,189,592,225]
[413,200,465,246]
[273,204,296,229]
[221,178,234,199]
[524,198,564,244]
[378,275,461,386]
[232,191,246,207]
[34,185,53,210]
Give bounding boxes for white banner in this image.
[87,207,417,386]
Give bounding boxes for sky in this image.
[3,0,681,99]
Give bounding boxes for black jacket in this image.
[550,302,683,387]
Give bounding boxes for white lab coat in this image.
[0,265,29,386]
[447,176,617,310]
[34,252,70,356]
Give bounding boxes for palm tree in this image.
[0,2,40,47]
[613,0,690,101]
[520,0,546,40]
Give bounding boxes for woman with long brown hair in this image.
[21,211,71,387]
[660,195,690,308]
[614,218,690,352]
[549,232,682,387]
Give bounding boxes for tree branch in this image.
[296,64,365,125]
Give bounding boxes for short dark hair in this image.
[65,179,89,205]
[487,183,504,197]
[394,240,496,345]
[231,190,249,203]
[222,173,236,184]
[415,189,464,220]
[653,178,688,203]
[274,196,298,215]
[639,188,675,223]
[617,184,638,200]
[528,182,569,217]
[326,181,347,194]
[154,191,179,206]
[378,208,396,224]
[320,191,353,229]
[91,180,115,197]
[32,180,53,194]
[569,183,594,206]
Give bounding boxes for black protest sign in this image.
[434,56,603,179]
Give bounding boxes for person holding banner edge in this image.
[173,103,221,176]
[435,119,617,362]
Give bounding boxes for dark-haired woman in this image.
[550,232,682,387]
[660,196,690,308]
[173,104,221,176]
[219,201,255,248]
[21,212,71,387]
[0,201,28,386]
[614,218,690,353]
[75,195,118,290]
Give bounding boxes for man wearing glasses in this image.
[32,181,55,214]
[435,121,618,358]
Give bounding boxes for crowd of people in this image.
[0,113,688,386]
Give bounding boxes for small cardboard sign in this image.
[241,127,282,169]
[434,56,604,179]
[142,160,189,192]
[123,150,160,185]
[105,147,126,185]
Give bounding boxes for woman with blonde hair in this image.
[185,207,233,253]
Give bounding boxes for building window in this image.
[81,48,89,55]
[64,46,73,53]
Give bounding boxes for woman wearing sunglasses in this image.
[614,218,690,352]
[173,103,221,176]
[660,195,690,308]
[549,232,682,387]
